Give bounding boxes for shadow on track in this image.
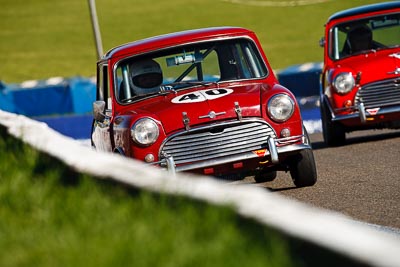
[311,129,400,150]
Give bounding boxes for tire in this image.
[289,129,317,187]
[254,170,277,183]
[321,98,345,146]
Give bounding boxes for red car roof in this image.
[103,27,254,59]
[327,1,400,22]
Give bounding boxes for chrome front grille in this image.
[160,120,276,166]
[355,78,400,109]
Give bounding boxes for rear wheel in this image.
[321,98,345,146]
[289,129,317,187]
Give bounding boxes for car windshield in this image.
[115,38,268,103]
[330,13,400,60]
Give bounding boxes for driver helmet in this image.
[130,59,163,95]
[347,24,372,53]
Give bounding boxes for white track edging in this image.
[1,109,400,267]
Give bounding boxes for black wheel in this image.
[290,149,317,187]
[289,129,317,187]
[254,170,277,183]
[321,98,345,146]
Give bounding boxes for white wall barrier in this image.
[1,109,400,267]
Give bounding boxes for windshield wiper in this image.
[120,90,161,103]
[119,81,220,99]
[166,81,218,89]
[159,85,177,95]
[158,81,219,96]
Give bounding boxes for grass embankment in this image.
[0,0,379,83]
[0,126,369,267]
[0,128,293,267]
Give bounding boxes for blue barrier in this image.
[14,84,73,116]
[0,77,96,117]
[0,66,323,139]
[277,62,322,97]
[69,78,97,114]
[36,114,93,140]
[0,77,96,139]
[0,81,16,113]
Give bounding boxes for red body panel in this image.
[321,2,400,131]
[92,27,309,178]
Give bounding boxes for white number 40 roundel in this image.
[171,88,233,104]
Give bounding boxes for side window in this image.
[97,64,104,101]
[97,63,110,109]
[337,30,347,59]
[234,43,252,79]
[115,65,125,101]
[216,40,267,81]
[235,41,267,78]
[330,27,348,60]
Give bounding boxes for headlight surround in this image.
[333,72,355,94]
[268,94,295,122]
[131,118,159,146]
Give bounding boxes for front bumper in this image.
[157,134,311,175]
[332,103,400,124]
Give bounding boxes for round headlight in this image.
[333,73,355,94]
[131,118,159,146]
[268,94,295,122]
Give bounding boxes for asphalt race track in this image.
[241,129,400,230]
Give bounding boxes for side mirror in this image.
[93,100,106,122]
[319,37,325,47]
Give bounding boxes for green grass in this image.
[0,0,380,83]
[0,128,295,267]
[0,2,385,265]
[0,126,370,267]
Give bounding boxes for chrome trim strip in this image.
[199,111,226,119]
[268,137,279,164]
[160,120,277,166]
[332,105,400,122]
[234,101,242,121]
[354,77,400,109]
[182,112,190,131]
[159,118,308,172]
[173,143,311,172]
[276,134,303,145]
[159,118,277,155]
[165,155,176,177]
[359,102,366,123]
[387,68,400,75]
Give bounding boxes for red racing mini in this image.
[320,2,400,146]
[91,27,317,187]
